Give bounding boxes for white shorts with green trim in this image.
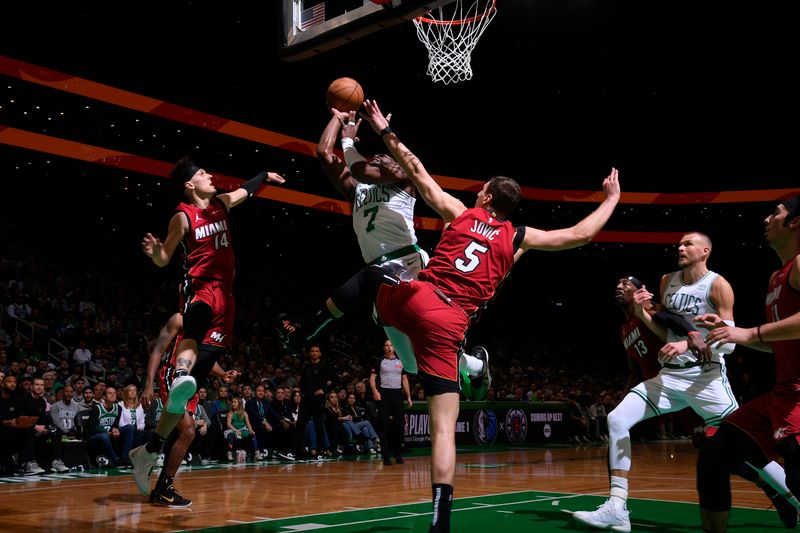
[630,364,739,427]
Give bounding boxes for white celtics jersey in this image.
[352,182,417,264]
[662,270,725,366]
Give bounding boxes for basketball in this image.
[326,77,365,112]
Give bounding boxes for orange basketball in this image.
[326,77,365,113]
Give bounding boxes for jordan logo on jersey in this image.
[195,213,202,222]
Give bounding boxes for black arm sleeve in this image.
[239,171,267,197]
[652,309,697,336]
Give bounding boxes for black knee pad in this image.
[183,301,212,343]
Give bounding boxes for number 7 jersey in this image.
[352,183,418,264]
[176,197,236,286]
[419,207,521,315]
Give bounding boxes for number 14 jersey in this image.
[176,197,235,286]
[419,207,521,316]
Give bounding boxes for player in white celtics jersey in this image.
[276,108,429,372]
[320,108,427,279]
[575,232,739,532]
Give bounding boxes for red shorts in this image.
[724,390,800,459]
[182,278,235,348]
[158,365,199,415]
[377,281,470,383]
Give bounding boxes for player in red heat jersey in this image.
[697,196,800,532]
[139,313,238,506]
[360,99,621,533]
[131,157,284,497]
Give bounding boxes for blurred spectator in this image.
[112,357,133,386]
[322,391,348,455]
[246,384,279,460]
[71,377,87,403]
[189,400,213,465]
[79,387,95,409]
[18,374,33,395]
[23,377,57,474]
[241,384,253,406]
[224,396,254,461]
[207,385,229,421]
[0,375,21,474]
[73,340,92,366]
[87,387,122,466]
[42,371,57,396]
[7,291,32,324]
[117,383,144,467]
[342,393,378,454]
[206,378,222,402]
[50,384,80,438]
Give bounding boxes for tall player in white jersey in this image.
[574,232,739,532]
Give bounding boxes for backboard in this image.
[281,0,451,61]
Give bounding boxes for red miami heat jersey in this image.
[620,314,663,380]
[419,207,517,315]
[765,255,800,392]
[176,197,235,286]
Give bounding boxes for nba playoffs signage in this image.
[404,402,569,447]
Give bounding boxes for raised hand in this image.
[603,167,621,200]
[360,99,390,134]
[341,110,363,140]
[266,172,285,185]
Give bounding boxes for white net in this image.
[413,0,497,85]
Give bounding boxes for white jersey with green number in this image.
[662,270,726,367]
[352,182,418,264]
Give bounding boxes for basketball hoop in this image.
[413,0,497,85]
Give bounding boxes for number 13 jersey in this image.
[419,207,522,315]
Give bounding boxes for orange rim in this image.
[415,0,496,26]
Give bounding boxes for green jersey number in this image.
[364,206,379,233]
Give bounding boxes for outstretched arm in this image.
[317,109,358,201]
[361,99,466,224]
[519,168,620,251]
[218,171,286,209]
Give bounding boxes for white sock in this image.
[757,461,800,510]
[609,476,629,509]
[459,353,484,376]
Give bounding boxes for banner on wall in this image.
[403,402,569,448]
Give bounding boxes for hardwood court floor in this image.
[0,442,784,532]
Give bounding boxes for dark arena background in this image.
[0,1,798,531]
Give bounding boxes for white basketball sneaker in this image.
[129,445,159,496]
[573,498,631,532]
